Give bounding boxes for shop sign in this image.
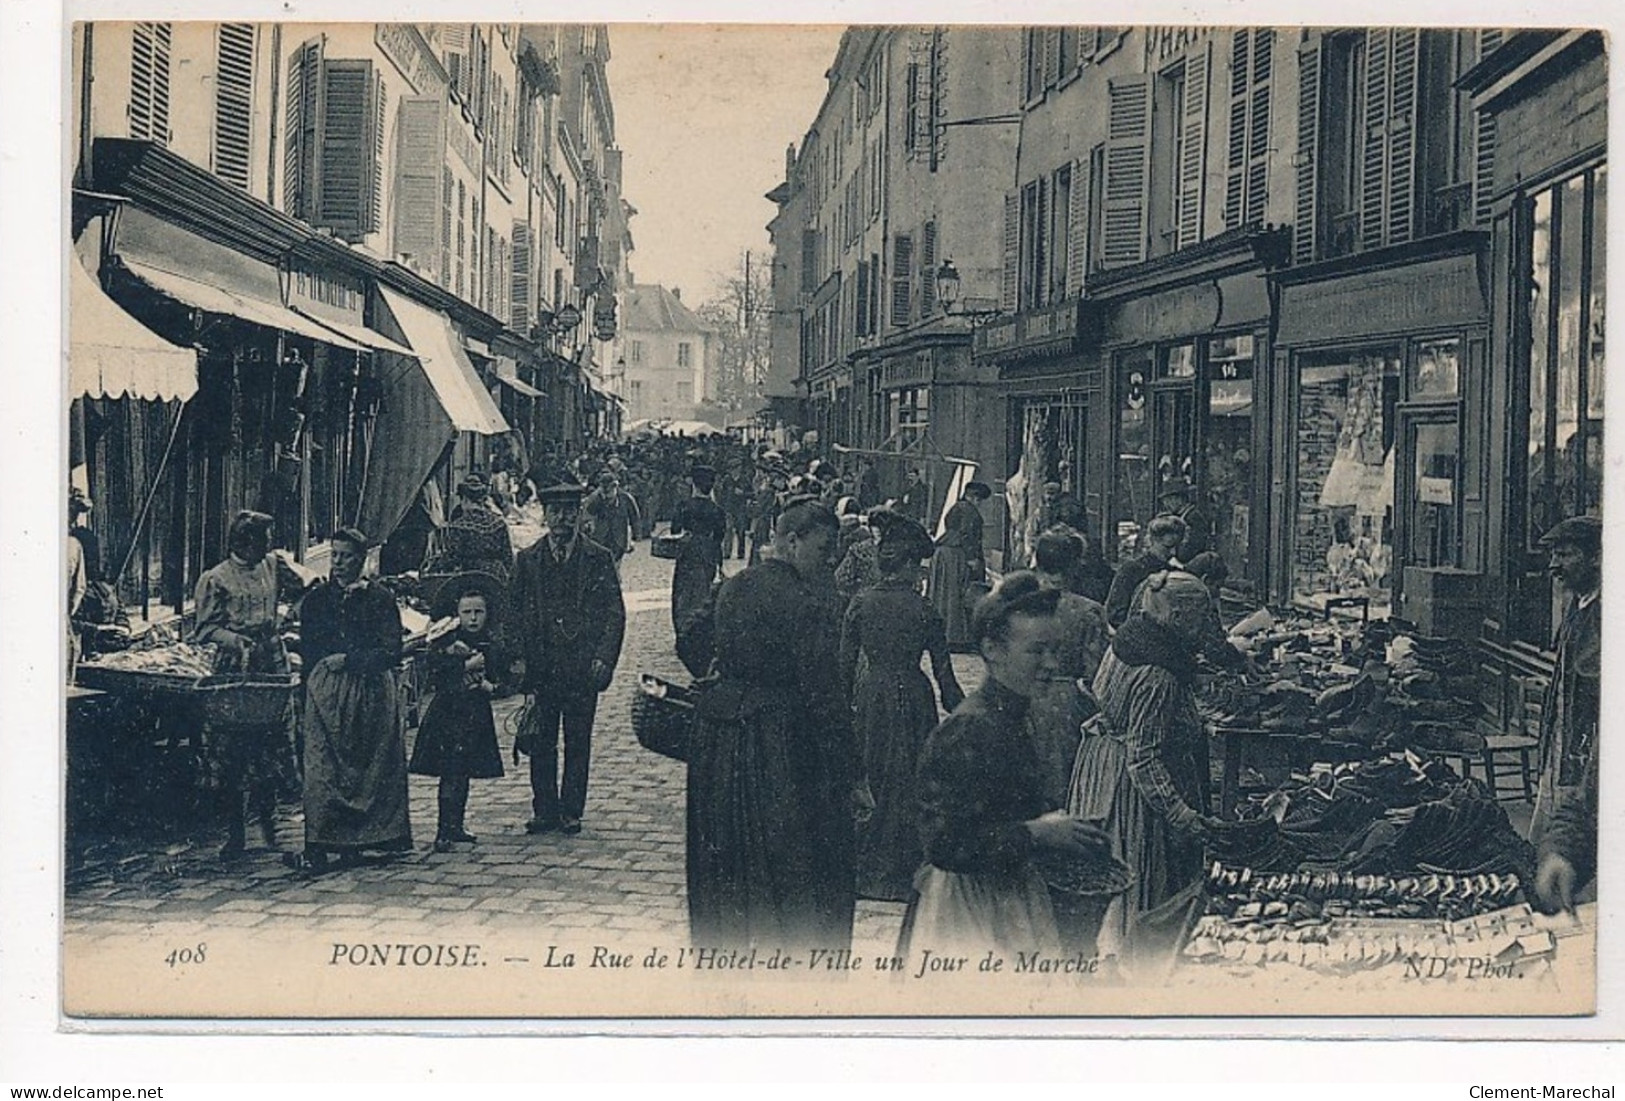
[880,350,934,390]
[1104,282,1221,345]
[973,299,1081,362]
[285,264,364,325]
[375,24,446,95]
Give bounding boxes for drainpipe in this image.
[266,24,282,207]
[77,24,95,188]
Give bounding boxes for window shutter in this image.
[1293,38,1322,264]
[129,22,173,147]
[393,97,447,277]
[443,24,469,102]
[1066,156,1090,294]
[285,38,324,222]
[441,167,454,286]
[1359,28,1392,251]
[1102,74,1152,268]
[1385,28,1420,245]
[213,24,255,189]
[891,234,914,328]
[1472,29,1504,226]
[316,59,379,241]
[512,221,532,330]
[1245,30,1273,226]
[855,260,870,336]
[1043,28,1062,89]
[919,219,937,317]
[1177,40,1212,250]
[1223,29,1249,229]
[801,229,818,288]
[1001,191,1019,311]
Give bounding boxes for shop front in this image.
[1269,231,1490,628]
[1088,228,1284,592]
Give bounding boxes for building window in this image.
[676,380,693,404]
[628,379,643,403]
[1514,164,1606,647]
[1018,179,1046,309]
[677,342,692,369]
[1290,349,1400,615]
[1113,348,1154,557]
[213,24,255,189]
[1152,61,1187,255]
[1087,143,1106,274]
[129,22,173,146]
[889,386,930,444]
[284,42,387,242]
[1317,31,1367,256]
[1049,166,1072,301]
[629,340,644,365]
[1205,334,1256,582]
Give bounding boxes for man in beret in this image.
[1531,515,1602,911]
[510,484,626,836]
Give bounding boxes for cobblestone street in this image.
[65,540,985,961]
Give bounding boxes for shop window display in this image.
[1291,351,1400,613]
[1205,334,1255,583]
[1114,349,1154,558]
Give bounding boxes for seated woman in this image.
[901,572,1108,959]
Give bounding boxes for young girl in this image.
[408,581,507,852]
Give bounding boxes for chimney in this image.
[786,142,797,177]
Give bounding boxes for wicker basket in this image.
[630,674,696,762]
[1032,851,1135,898]
[74,663,199,696]
[650,533,684,560]
[192,674,299,728]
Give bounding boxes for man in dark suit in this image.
[511,483,627,836]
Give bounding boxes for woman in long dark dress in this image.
[686,499,856,950]
[928,481,990,652]
[841,515,964,902]
[1072,569,1224,975]
[902,572,1109,958]
[669,465,728,678]
[408,579,506,852]
[286,528,411,873]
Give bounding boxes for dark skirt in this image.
[927,547,979,650]
[408,688,505,779]
[302,656,412,852]
[854,663,937,903]
[686,685,855,950]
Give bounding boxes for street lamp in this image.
[934,257,1001,327]
[935,258,962,310]
[555,302,583,333]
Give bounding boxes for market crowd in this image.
[68,429,1600,969]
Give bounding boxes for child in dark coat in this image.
[408,586,507,852]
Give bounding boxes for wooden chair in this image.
[1453,733,1540,803]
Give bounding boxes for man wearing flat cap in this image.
[1530,515,1602,911]
[510,483,626,835]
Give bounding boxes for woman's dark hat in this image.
[877,515,933,563]
[457,472,491,500]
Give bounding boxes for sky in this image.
[607,24,846,307]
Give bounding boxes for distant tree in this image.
[696,252,772,413]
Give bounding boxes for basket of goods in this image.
[630,673,698,762]
[1032,849,1135,898]
[191,674,300,727]
[75,642,217,695]
[650,532,685,560]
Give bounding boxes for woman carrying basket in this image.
[192,510,309,860]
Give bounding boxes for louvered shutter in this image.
[855,260,870,336]
[1001,191,1019,311]
[443,24,469,102]
[129,22,173,147]
[1472,29,1504,226]
[1245,30,1273,226]
[1102,74,1152,268]
[1223,30,1249,228]
[1359,28,1392,251]
[1386,28,1420,245]
[394,97,447,277]
[441,167,454,286]
[285,38,323,222]
[1067,156,1090,294]
[1293,38,1322,263]
[1177,41,1212,250]
[891,234,914,328]
[1043,28,1062,89]
[213,24,255,189]
[919,219,937,317]
[317,60,379,241]
[512,221,532,331]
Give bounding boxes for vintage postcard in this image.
[57,12,1607,1023]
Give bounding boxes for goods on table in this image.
[88,641,216,679]
[1205,862,1522,922]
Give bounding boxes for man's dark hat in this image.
[877,515,934,564]
[457,472,490,499]
[331,526,371,549]
[538,482,588,506]
[1539,515,1602,555]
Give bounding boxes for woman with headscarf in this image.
[286,528,411,873]
[840,514,965,902]
[928,481,991,652]
[1073,569,1226,973]
[192,509,309,858]
[901,572,1109,958]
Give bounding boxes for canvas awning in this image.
[290,305,416,357]
[119,259,369,353]
[377,286,509,436]
[495,373,544,398]
[69,254,197,401]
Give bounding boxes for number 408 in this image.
[165,943,206,967]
